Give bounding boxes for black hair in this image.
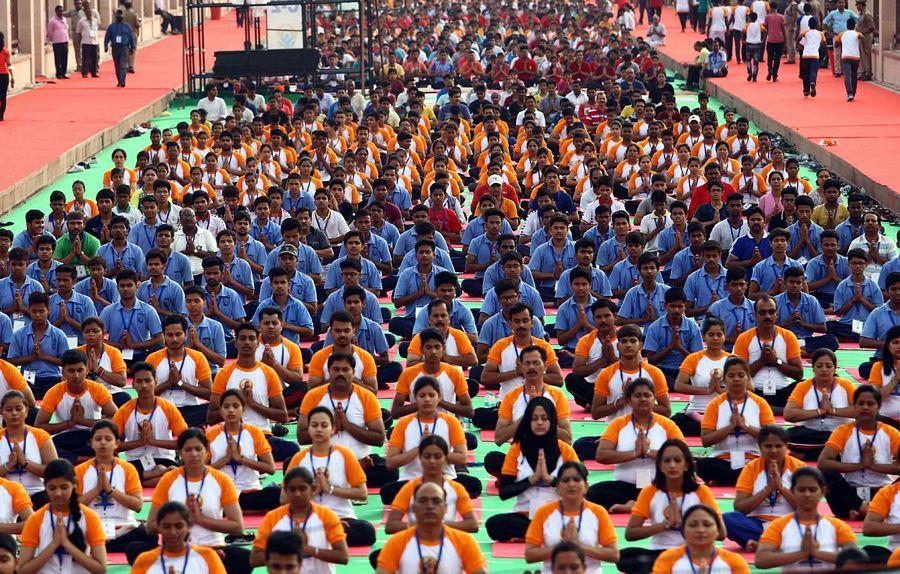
[853,383,881,406]
[265,530,305,562]
[758,424,789,445]
[551,541,586,566]
[791,466,826,489]
[61,349,88,367]
[45,459,87,552]
[625,377,655,398]
[413,376,441,397]
[652,439,699,493]
[89,419,120,441]
[130,361,156,379]
[177,427,209,450]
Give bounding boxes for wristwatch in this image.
[775,359,784,366]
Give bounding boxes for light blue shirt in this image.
[805,254,850,297]
[98,300,163,344]
[0,314,11,353]
[399,247,454,274]
[481,281,545,319]
[529,240,577,288]
[835,219,864,252]
[462,216,513,245]
[878,257,900,291]
[259,271,317,305]
[657,226,689,256]
[669,247,702,284]
[708,296,757,348]
[750,255,804,292]
[393,229,450,258]
[128,220,161,254]
[136,277,187,316]
[204,285,246,339]
[467,234,502,279]
[12,230,53,262]
[368,188,412,212]
[529,228,573,257]
[555,296,597,351]
[583,226,616,253]
[684,266,728,321]
[598,236,627,268]
[324,317,388,357]
[252,295,314,344]
[48,291,98,342]
[236,237,269,278]
[555,267,613,300]
[618,283,670,320]
[823,8,858,32]
[263,243,323,277]
[251,219,283,246]
[393,265,449,317]
[371,221,401,251]
[26,261,60,290]
[188,316,227,359]
[8,323,70,378]
[609,258,641,293]
[787,221,825,262]
[282,191,316,214]
[643,315,704,371]
[325,256,383,290]
[96,241,146,276]
[209,255,254,299]
[338,233,393,264]
[73,276,120,312]
[774,291,827,339]
[414,299,477,335]
[320,286,383,325]
[483,260,535,294]
[833,276,883,325]
[0,277,45,325]
[478,312,546,348]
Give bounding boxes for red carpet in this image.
[642,8,900,198]
[0,17,244,193]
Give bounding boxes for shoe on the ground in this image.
[848,94,854,101]
[810,83,817,97]
[272,423,289,437]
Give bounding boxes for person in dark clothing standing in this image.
[104,10,135,87]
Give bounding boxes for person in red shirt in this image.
[578,87,608,130]
[511,46,538,85]
[568,51,594,83]
[687,162,737,219]
[427,184,463,243]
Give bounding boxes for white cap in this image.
[689,114,701,123]
[488,174,504,186]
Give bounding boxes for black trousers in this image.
[0,73,7,120]
[586,479,639,509]
[377,362,403,386]
[573,436,599,461]
[826,320,859,341]
[484,451,505,477]
[81,44,99,76]
[697,456,741,486]
[52,42,69,78]
[112,45,129,85]
[363,454,399,488]
[786,425,832,460]
[178,404,209,428]
[343,517,377,547]
[485,512,530,541]
[461,277,484,298]
[863,545,892,564]
[678,12,689,31]
[728,29,743,62]
[473,406,498,430]
[106,524,157,553]
[565,373,594,408]
[671,412,702,437]
[767,42,784,79]
[822,468,879,518]
[388,316,415,340]
[618,548,664,574]
[53,429,93,463]
[754,379,799,410]
[239,484,282,512]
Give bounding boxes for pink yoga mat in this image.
[492,542,526,558]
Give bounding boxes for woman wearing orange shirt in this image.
[131,501,226,574]
[650,505,749,574]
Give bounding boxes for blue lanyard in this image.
[308,447,333,501]
[291,505,314,537]
[415,527,446,570]
[416,416,440,438]
[327,388,352,413]
[134,400,158,434]
[631,414,652,457]
[664,491,686,530]
[729,397,749,437]
[143,224,156,250]
[119,307,137,336]
[731,306,748,331]
[558,501,584,532]
[48,511,72,563]
[551,243,570,266]
[4,429,27,476]
[620,366,644,393]
[703,272,723,298]
[159,544,191,574]
[513,337,533,362]
[228,426,244,476]
[855,424,878,475]
[785,296,804,318]
[686,547,717,574]
[795,514,820,566]
[184,468,207,502]
[812,381,836,413]
[96,462,116,510]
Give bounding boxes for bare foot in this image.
[745,540,758,553]
[610,501,636,513]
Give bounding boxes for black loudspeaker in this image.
[212,48,320,77]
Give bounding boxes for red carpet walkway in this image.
[0,16,244,193]
[641,8,900,200]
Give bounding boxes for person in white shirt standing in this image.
[76,7,99,78]
[836,18,862,100]
[197,83,228,123]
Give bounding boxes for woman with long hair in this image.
[723,425,804,552]
[867,324,900,426]
[620,439,723,574]
[131,501,227,573]
[524,461,619,574]
[18,459,107,574]
[485,397,579,541]
[0,390,58,507]
[756,467,858,569]
[249,467,350,570]
[76,420,156,552]
[651,505,749,574]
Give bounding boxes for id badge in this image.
[139,453,156,471]
[76,265,87,279]
[635,466,653,488]
[66,337,78,350]
[857,487,872,503]
[121,349,134,360]
[763,380,776,396]
[730,451,746,470]
[852,320,864,335]
[115,35,122,43]
[797,256,809,266]
[23,370,36,384]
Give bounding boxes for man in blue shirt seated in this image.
[413,272,477,342]
[7,292,70,398]
[325,231,384,295]
[643,287,704,388]
[609,231,647,299]
[137,249,187,319]
[617,251,670,326]
[476,279,547,364]
[836,192,865,254]
[804,230,850,310]
[529,214,578,302]
[0,247,45,330]
[389,239,448,340]
[96,216,146,279]
[775,266,838,354]
[49,264,97,345]
[554,268,598,368]
[555,238,613,306]
[74,255,120,313]
[202,256,247,350]
[787,195,824,264]
[184,284,227,371]
[859,271,900,379]
[482,234,536,294]
[151,224,194,286]
[685,240,728,321]
[726,206,771,278]
[828,247,883,343]
[479,253,544,326]
[461,208,506,298]
[252,267,314,345]
[98,269,164,367]
[708,267,757,351]
[320,259,386,328]
[749,227,803,299]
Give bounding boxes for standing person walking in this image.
[854,0,874,80]
[66,0,83,72]
[836,18,862,100]
[121,2,141,73]
[0,32,12,122]
[45,6,70,80]
[743,12,764,82]
[105,10,135,87]
[823,0,857,76]
[76,6,100,78]
[783,0,802,63]
[798,17,826,97]
[764,2,786,81]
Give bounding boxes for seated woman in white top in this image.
[485,397,579,542]
[0,474,33,535]
[756,467,858,570]
[622,439,724,574]
[75,420,156,553]
[784,349,857,460]
[589,379,685,512]
[207,388,278,512]
[78,317,130,407]
[723,425,805,552]
[650,505,750,574]
[286,406,376,547]
[697,356,775,487]
[131,501,227,574]
[866,323,900,424]
[0,390,58,507]
[672,316,732,436]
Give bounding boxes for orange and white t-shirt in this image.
[593,361,669,419]
[390,412,466,481]
[868,361,900,421]
[759,513,856,567]
[299,383,381,458]
[20,504,106,574]
[701,392,775,462]
[501,441,579,514]
[390,477,475,525]
[212,362,282,431]
[800,29,828,59]
[131,544,226,574]
[40,381,113,430]
[146,348,213,407]
[573,332,619,383]
[602,414,685,485]
[207,422,271,492]
[253,503,346,574]
[76,344,127,393]
[679,350,732,414]
[308,344,378,384]
[113,397,188,462]
[786,377,857,432]
[869,483,900,549]
[651,546,750,574]
[498,385,571,425]
[825,422,900,487]
[0,476,31,524]
[255,336,304,374]
[733,327,802,393]
[151,466,238,547]
[487,336,559,397]
[286,444,366,519]
[526,500,617,574]
[396,363,468,408]
[65,199,99,218]
[0,358,30,396]
[75,457,142,530]
[407,328,475,362]
[632,484,720,550]
[734,455,805,520]
[0,426,52,494]
[836,30,861,59]
[377,526,486,574]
